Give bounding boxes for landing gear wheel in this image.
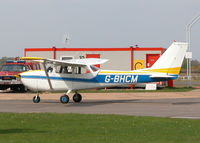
[73,93,82,103]
[60,95,69,104]
[33,96,40,103]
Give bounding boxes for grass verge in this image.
[0,113,199,143]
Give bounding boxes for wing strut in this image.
[43,60,53,90]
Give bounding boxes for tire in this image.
[33,96,40,103]
[73,93,82,103]
[60,95,69,104]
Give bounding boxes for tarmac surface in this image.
[1,89,200,119]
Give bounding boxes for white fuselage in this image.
[20,69,176,92]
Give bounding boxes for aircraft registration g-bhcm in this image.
[20,42,188,104]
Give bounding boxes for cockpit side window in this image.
[47,64,97,75]
[74,67,81,74]
[60,66,72,74]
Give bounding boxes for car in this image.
[0,60,40,92]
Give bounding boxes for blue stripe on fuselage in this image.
[21,74,178,84]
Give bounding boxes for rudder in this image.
[145,42,188,75]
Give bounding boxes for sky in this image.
[0,0,200,60]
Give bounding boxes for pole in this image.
[186,14,200,87]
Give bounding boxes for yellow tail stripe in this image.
[143,67,181,74]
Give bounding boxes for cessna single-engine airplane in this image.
[20,42,188,104]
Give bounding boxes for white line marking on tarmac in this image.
[171,116,200,119]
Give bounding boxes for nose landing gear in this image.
[33,95,40,103]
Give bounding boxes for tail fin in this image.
[145,42,188,75]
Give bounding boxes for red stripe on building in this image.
[55,48,131,51]
[24,47,163,52]
[133,48,163,51]
[24,48,54,52]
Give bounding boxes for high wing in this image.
[46,58,109,66]
[20,57,109,66]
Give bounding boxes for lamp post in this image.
[186,14,200,87]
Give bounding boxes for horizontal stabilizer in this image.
[150,74,175,78]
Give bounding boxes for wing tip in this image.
[20,57,45,60]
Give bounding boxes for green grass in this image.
[0,113,200,143]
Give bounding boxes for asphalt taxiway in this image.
[0,90,200,119]
[0,98,200,119]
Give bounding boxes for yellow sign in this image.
[134,60,144,70]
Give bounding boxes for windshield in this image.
[1,65,27,72]
[90,65,100,72]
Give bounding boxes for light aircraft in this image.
[20,42,188,104]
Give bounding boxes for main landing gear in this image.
[60,94,70,104]
[60,92,82,104]
[73,93,82,103]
